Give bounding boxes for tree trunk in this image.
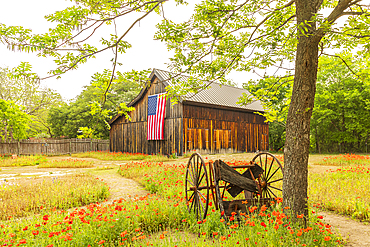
[283,0,322,217]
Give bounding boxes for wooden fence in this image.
[0,139,109,155]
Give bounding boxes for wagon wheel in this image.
[252,152,284,200]
[208,162,218,210]
[212,160,227,221]
[185,153,209,220]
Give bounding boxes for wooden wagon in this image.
[185,152,284,220]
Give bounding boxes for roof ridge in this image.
[153,68,245,90]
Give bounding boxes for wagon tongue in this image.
[214,160,263,197]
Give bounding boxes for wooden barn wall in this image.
[109,78,183,155]
[183,104,268,154]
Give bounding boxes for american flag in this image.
[147,93,167,140]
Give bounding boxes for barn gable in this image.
[109,69,268,155]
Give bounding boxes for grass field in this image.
[309,154,370,222]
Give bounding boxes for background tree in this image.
[244,76,293,152]
[0,99,30,141]
[47,69,145,138]
[0,67,64,137]
[311,54,370,153]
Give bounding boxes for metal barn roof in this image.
[152,69,264,112]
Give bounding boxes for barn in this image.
[109,69,268,156]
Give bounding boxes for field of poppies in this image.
[0,153,343,246]
[309,154,370,222]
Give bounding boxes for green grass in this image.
[37,159,94,168]
[0,174,109,220]
[314,153,370,166]
[0,155,47,167]
[309,164,370,221]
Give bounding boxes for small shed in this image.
[109,69,268,155]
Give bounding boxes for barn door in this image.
[186,128,209,152]
[213,129,231,153]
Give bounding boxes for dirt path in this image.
[96,170,149,204]
[319,211,370,247]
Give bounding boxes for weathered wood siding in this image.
[0,139,109,155]
[110,78,183,155]
[183,104,268,154]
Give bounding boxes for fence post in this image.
[17,141,20,155]
[69,140,72,155]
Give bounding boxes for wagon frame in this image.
[185,152,284,220]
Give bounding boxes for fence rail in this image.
[0,139,109,155]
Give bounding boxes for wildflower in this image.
[220,236,227,241]
[32,230,39,236]
[19,239,27,244]
[249,206,258,213]
[260,222,267,228]
[98,240,105,244]
[297,214,304,218]
[317,215,324,219]
[324,236,331,241]
[260,205,268,212]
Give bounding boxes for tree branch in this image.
[322,53,360,79]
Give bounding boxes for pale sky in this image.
[0,0,258,101]
[0,1,190,100]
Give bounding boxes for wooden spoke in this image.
[266,158,274,180]
[186,178,194,187]
[267,187,278,198]
[264,153,268,179]
[269,185,283,192]
[268,178,283,184]
[267,167,281,182]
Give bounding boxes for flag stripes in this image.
[147,93,167,140]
